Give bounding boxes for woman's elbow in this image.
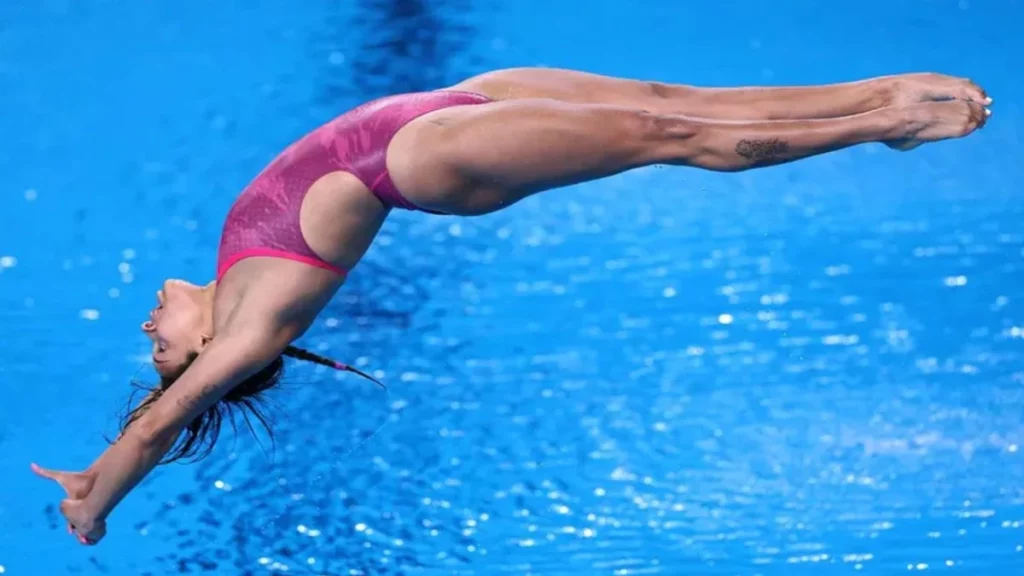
[130,415,180,449]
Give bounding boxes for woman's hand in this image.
[59,499,107,545]
[31,463,106,545]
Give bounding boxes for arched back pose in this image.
[32,67,990,544]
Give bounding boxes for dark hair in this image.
[115,345,384,464]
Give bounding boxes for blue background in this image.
[1,0,1022,574]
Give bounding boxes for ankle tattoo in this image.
[735,138,791,163]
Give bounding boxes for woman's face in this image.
[140,279,213,378]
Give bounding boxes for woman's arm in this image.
[80,323,289,523]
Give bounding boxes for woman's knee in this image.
[627,110,703,166]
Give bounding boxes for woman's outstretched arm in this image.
[45,320,294,543]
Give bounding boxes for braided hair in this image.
[281,345,384,388]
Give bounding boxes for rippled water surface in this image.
[1,1,1022,575]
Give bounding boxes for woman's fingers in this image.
[31,462,59,481]
[31,463,70,494]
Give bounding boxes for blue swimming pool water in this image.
[1,1,1022,574]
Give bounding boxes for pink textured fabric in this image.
[216,90,491,281]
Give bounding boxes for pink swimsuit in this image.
[216,90,491,281]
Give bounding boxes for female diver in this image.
[32,67,990,544]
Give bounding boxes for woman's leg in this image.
[452,67,989,121]
[389,98,988,215]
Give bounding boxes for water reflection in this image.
[316,0,482,100]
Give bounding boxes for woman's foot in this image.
[886,99,990,151]
[888,72,990,107]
